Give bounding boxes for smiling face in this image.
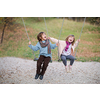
[37,32,47,41]
[41,33,47,41]
[65,35,75,45]
[68,36,74,43]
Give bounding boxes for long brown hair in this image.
[37,32,44,41]
[65,35,75,45]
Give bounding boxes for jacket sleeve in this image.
[50,41,57,49]
[28,42,40,51]
[50,37,59,43]
[72,40,79,50]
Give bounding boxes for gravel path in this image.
[0,57,100,84]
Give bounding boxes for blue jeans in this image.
[61,55,75,66]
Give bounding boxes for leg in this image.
[35,55,44,79]
[66,55,75,66]
[61,55,67,66]
[61,55,69,72]
[36,55,44,75]
[40,56,51,76]
[66,55,75,72]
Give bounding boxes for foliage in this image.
[87,17,100,26]
[67,17,100,26]
[0,17,17,43]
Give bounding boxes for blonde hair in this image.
[65,35,75,45]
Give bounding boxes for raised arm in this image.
[28,42,40,51]
[72,39,80,50]
[49,37,59,43]
[50,41,58,49]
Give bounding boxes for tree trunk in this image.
[1,17,7,44]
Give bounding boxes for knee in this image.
[37,61,42,67]
[71,57,75,61]
[43,62,49,68]
[61,56,66,61]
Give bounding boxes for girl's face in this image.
[41,33,47,41]
[68,36,74,43]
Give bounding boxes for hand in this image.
[56,43,59,46]
[78,39,80,42]
[29,41,31,45]
[48,37,50,40]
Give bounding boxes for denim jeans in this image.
[61,54,75,66]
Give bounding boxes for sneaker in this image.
[39,75,43,80]
[35,74,39,79]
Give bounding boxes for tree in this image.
[87,17,100,26]
[0,17,15,44]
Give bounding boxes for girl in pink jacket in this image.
[49,35,80,73]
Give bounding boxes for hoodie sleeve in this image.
[50,37,66,57]
[72,40,79,51]
[50,37,59,43]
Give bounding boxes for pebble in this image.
[0,57,100,84]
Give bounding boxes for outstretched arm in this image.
[49,37,59,43]
[73,39,80,49]
[28,41,40,51]
[50,41,58,49]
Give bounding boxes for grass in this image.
[0,17,100,62]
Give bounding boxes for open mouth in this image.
[69,39,72,42]
[44,36,46,39]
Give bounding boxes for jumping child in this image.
[49,35,80,73]
[28,32,58,80]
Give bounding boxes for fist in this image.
[56,43,59,46]
[29,41,31,45]
[78,39,80,42]
[48,37,50,40]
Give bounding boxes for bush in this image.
[87,17,100,26]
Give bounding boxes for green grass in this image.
[0,17,100,62]
[77,57,100,62]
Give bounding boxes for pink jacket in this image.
[50,37,79,57]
